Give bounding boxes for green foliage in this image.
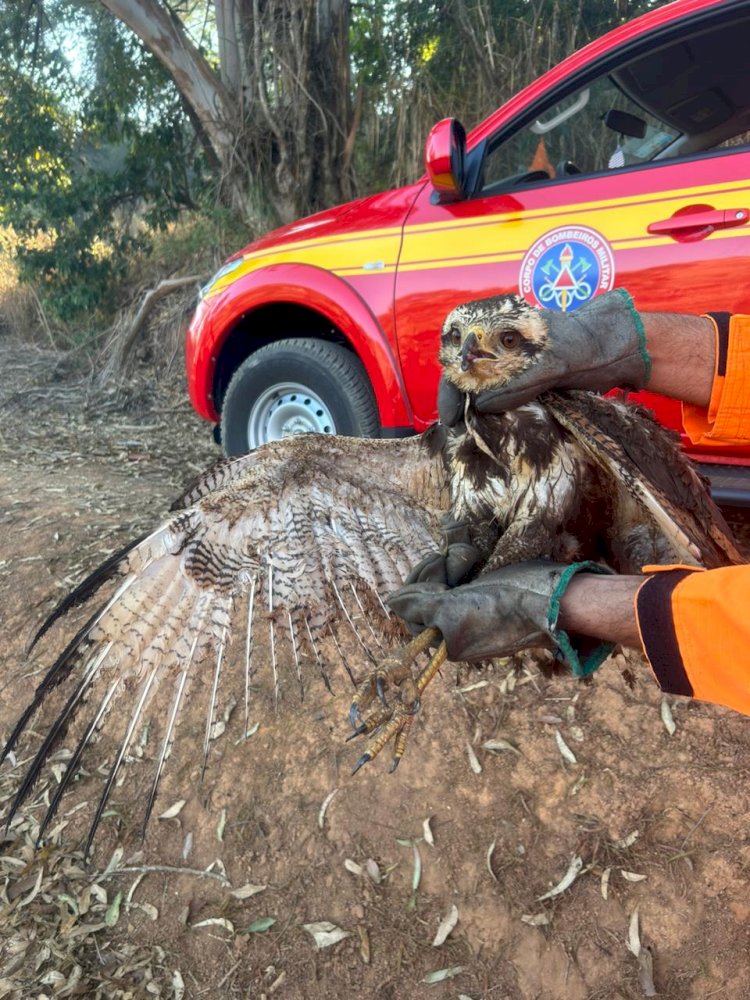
[0,1,208,323]
[0,0,676,329]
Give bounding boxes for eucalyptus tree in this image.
[97,0,357,223]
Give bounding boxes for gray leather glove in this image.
[388,561,615,677]
[438,289,650,421]
[405,518,482,591]
[437,376,466,427]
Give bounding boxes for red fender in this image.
[186,262,413,428]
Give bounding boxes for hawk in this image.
[1,294,742,852]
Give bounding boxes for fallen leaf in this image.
[230,883,267,899]
[660,698,676,736]
[172,970,185,1000]
[537,855,583,901]
[216,808,226,842]
[482,738,519,754]
[637,945,657,996]
[458,680,488,692]
[466,742,482,774]
[302,921,351,949]
[242,916,275,933]
[422,965,464,985]
[614,830,640,849]
[137,902,159,920]
[627,908,641,956]
[104,891,122,928]
[554,730,577,765]
[193,917,234,933]
[365,858,381,884]
[621,870,647,882]
[318,788,339,830]
[408,844,421,910]
[486,840,498,882]
[358,925,370,964]
[432,905,458,946]
[521,913,551,926]
[159,800,186,820]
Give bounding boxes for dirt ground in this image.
[2,338,750,1000]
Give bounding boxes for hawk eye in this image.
[450,326,461,345]
[501,330,520,350]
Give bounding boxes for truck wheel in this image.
[221,338,381,456]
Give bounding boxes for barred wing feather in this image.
[2,434,448,852]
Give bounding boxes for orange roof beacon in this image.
[185,0,750,503]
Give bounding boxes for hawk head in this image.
[439,294,548,393]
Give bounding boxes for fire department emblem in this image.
[519,225,615,312]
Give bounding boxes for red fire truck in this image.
[186,0,750,503]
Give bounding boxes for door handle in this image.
[648,207,748,237]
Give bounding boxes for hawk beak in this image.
[460,332,478,371]
[460,331,496,371]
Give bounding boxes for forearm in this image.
[558,572,645,650]
[642,313,716,406]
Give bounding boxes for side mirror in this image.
[424,118,467,203]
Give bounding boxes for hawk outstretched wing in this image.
[3,434,448,851]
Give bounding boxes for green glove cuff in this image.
[615,288,652,388]
[548,561,616,678]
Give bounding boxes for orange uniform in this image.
[635,314,750,715]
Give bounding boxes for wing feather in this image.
[544,390,744,568]
[3,435,448,847]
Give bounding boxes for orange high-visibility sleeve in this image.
[683,314,750,445]
[635,566,750,716]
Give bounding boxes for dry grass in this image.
[0,230,41,343]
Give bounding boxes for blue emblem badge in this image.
[519,226,616,312]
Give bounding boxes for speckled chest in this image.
[444,402,587,527]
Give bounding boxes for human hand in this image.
[439,289,650,420]
[404,518,482,592]
[388,560,615,675]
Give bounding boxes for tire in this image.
[221,338,380,456]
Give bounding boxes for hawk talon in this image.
[345,701,395,741]
[345,722,369,741]
[348,702,364,730]
[349,667,395,730]
[376,675,388,705]
[351,752,373,776]
[348,635,447,773]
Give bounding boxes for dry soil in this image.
[1,340,750,1000]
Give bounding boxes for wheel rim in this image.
[247,381,337,448]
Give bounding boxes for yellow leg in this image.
[349,634,447,774]
[349,627,441,728]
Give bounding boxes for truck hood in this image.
[229,184,425,258]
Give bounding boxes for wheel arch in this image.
[192,264,413,428]
[212,302,345,415]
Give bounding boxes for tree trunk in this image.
[98,0,249,214]
[97,0,355,224]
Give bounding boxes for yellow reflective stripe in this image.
[395,227,748,274]
[205,175,750,297]
[402,177,750,235]
[206,233,401,296]
[399,189,750,266]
